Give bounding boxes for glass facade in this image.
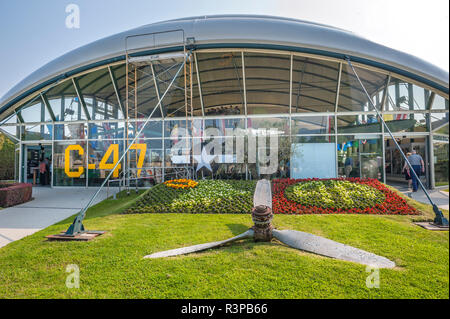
[1,49,448,188]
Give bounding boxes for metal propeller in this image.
[144,180,396,269]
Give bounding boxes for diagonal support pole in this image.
[63,53,189,236]
[345,57,448,227]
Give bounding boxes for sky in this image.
[0,0,448,99]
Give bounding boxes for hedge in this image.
[0,183,32,207]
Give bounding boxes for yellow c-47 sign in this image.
[65,144,147,178]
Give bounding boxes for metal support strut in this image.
[63,52,190,236]
[345,56,448,227]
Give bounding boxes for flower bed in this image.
[164,179,198,189]
[125,180,256,214]
[0,183,33,207]
[273,178,418,215]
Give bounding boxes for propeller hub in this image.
[251,205,273,242]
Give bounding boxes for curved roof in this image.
[1,14,448,115]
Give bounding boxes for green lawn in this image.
[0,188,448,299]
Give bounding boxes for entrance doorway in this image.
[384,136,428,187]
[23,144,52,186]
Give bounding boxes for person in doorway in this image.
[407,149,425,192]
[44,157,50,185]
[402,152,412,190]
[39,159,47,186]
[344,156,353,178]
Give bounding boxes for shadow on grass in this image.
[226,223,251,236]
[52,189,147,227]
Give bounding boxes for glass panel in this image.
[24,144,52,185]
[48,98,63,121]
[152,58,186,118]
[292,57,339,113]
[164,138,192,179]
[433,141,449,186]
[22,124,52,140]
[76,68,124,120]
[131,63,161,119]
[112,64,127,113]
[431,112,449,134]
[127,139,164,185]
[127,120,163,139]
[54,123,87,140]
[245,52,290,114]
[1,125,20,139]
[337,114,381,133]
[87,140,124,186]
[53,141,87,186]
[164,119,190,137]
[45,80,86,121]
[19,98,52,123]
[247,117,289,136]
[291,115,335,135]
[288,136,336,179]
[384,136,428,180]
[383,112,428,133]
[204,118,245,135]
[197,52,245,116]
[432,94,449,110]
[89,121,124,140]
[385,80,430,111]
[338,65,388,112]
[247,135,291,180]
[3,114,18,124]
[337,135,383,180]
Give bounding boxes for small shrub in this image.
[0,183,33,207]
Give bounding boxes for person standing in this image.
[407,149,425,192]
[402,152,412,190]
[39,159,47,186]
[344,156,353,178]
[44,157,50,185]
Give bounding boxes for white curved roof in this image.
[1,14,448,114]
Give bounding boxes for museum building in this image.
[0,15,448,188]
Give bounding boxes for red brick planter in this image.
[0,183,33,207]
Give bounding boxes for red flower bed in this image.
[272,178,418,215]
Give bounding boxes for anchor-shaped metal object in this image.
[144,179,395,269]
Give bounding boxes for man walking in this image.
[344,156,353,178]
[407,149,425,192]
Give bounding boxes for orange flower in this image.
[164,179,198,189]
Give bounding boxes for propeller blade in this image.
[144,229,254,259]
[253,179,272,208]
[272,229,395,268]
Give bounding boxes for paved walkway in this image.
[0,187,111,248]
[388,183,449,210]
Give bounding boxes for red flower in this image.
[271,177,418,216]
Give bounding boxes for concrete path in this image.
[389,183,449,210]
[0,187,111,248]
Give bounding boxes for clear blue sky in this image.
[0,0,448,99]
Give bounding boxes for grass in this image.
[0,186,448,299]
